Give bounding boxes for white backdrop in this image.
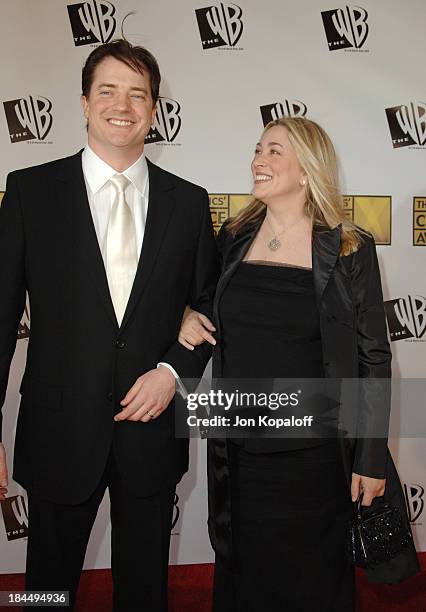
[0,0,425,572]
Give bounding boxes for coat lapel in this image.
[120,159,176,329]
[312,225,341,305]
[55,151,118,327]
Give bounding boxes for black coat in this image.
[208,220,419,583]
[0,151,218,504]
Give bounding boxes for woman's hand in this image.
[179,307,216,350]
[351,472,386,506]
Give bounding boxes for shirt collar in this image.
[82,145,148,196]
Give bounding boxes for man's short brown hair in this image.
[82,39,161,104]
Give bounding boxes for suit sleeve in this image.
[161,189,219,380]
[351,235,392,478]
[0,172,27,442]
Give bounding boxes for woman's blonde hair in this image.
[226,116,364,255]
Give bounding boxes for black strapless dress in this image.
[212,262,354,612]
[220,261,330,453]
[221,261,324,379]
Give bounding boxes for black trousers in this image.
[25,454,175,611]
[213,441,355,612]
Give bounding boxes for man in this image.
[0,40,218,611]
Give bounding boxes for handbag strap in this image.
[355,493,364,520]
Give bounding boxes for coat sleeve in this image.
[0,172,27,442]
[350,234,392,478]
[161,189,219,380]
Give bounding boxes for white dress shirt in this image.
[82,144,149,262]
[81,145,183,390]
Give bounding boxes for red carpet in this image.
[0,555,425,611]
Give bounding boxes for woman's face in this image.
[251,125,306,205]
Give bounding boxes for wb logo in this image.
[260,100,307,126]
[196,2,243,49]
[385,102,426,148]
[171,493,180,532]
[1,495,29,541]
[321,6,369,50]
[3,96,53,143]
[67,0,116,46]
[145,98,182,144]
[384,295,426,341]
[404,484,424,523]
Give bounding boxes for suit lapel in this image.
[312,225,341,305]
[120,159,176,329]
[55,151,118,327]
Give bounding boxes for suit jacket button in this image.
[116,340,126,349]
[107,392,113,401]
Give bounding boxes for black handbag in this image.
[348,496,414,568]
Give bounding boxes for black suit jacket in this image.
[0,151,218,504]
[207,220,419,583]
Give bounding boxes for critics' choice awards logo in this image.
[385,102,426,149]
[210,194,391,244]
[3,96,53,143]
[210,194,391,245]
[145,98,182,145]
[1,495,29,541]
[384,295,426,342]
[195,2,243,49]
[404,484,424,524]
[321,5,369,51]
[67,0,116,46]
[209,194,251,234]
[343,195,391,245]
[260,100,307,126]
[413,198,426,246]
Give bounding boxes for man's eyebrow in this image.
[129,86,149,94]
[96,84,149,94]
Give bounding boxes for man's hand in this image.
[0,443,8,500]
[178,306,216,350]
[114,366,176,423]
[351,472,386,507]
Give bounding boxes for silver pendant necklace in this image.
[267,237,281,251]
[265,215,285,251]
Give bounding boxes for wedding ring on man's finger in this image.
[147,411,154,419]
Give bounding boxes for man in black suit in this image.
[0,40,218,610]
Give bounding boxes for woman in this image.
[179,117,418,611]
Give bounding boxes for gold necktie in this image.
[105,174,138,325]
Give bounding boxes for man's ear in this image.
[151,104,157,126]
[81,95,89,120]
